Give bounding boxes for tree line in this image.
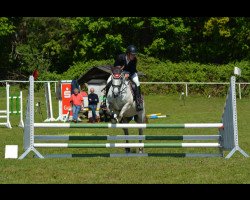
[0,17,250,80]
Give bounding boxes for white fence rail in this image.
[1,80,250,99]
[141,81,250,99]
[0,80,59,93]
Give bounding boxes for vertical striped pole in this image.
[6,83,11,128]
[19,91,24,128]
[16,94,20,115]
[48,82,54,120]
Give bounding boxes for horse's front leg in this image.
[107,104,119,124]
[116,102,132,123]
[135,110,146,154]
[123,127,130,153]
[138,128,144,153]
[122,118,130,153]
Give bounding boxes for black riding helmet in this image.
[126,45,137,55]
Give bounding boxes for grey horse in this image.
[106,67,147,153]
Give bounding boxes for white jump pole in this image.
[18,91,24,128]
[44,82,55,122]
[6,83,11,128]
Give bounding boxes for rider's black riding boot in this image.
[135,86,143,111]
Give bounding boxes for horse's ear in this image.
[111,66,115,73]
[111,66,122,73]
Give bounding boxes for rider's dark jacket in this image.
[113,54,137,76]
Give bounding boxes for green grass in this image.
[0,86,250,184]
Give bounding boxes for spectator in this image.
[70,88,83,123]
[79,88,88,120]
[88,88,99,123]
[99,92,109,122]
[71,79,80,95]
[80,88,88,108]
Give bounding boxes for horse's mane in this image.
[111,66,122,74]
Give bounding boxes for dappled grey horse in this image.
[106,66,147,153]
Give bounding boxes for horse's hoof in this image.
[139,148,144,154]
[115,118,119,123]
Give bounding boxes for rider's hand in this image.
[124,73,129,79]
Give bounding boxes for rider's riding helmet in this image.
[126,45,137,55]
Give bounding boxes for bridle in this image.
[111,68,127,98]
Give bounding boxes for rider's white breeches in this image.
[130,73,140,86]
[107,72,140,86]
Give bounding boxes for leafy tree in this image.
[0,17,15,36]
[1,17,250,80]
[0,17,18,79]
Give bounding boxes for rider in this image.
[105,45,143,111]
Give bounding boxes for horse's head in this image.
[111,66,124,97]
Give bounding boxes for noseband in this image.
[111,72,123,98]
[111,67,129,98]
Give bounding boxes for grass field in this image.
[0,85,249,184]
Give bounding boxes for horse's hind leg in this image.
[138,128,144,153]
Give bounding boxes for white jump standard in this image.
[18,76,249,159]
[0,83,24,128]
[0,83,11,128]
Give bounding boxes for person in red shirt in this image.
[70,88,83,123]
